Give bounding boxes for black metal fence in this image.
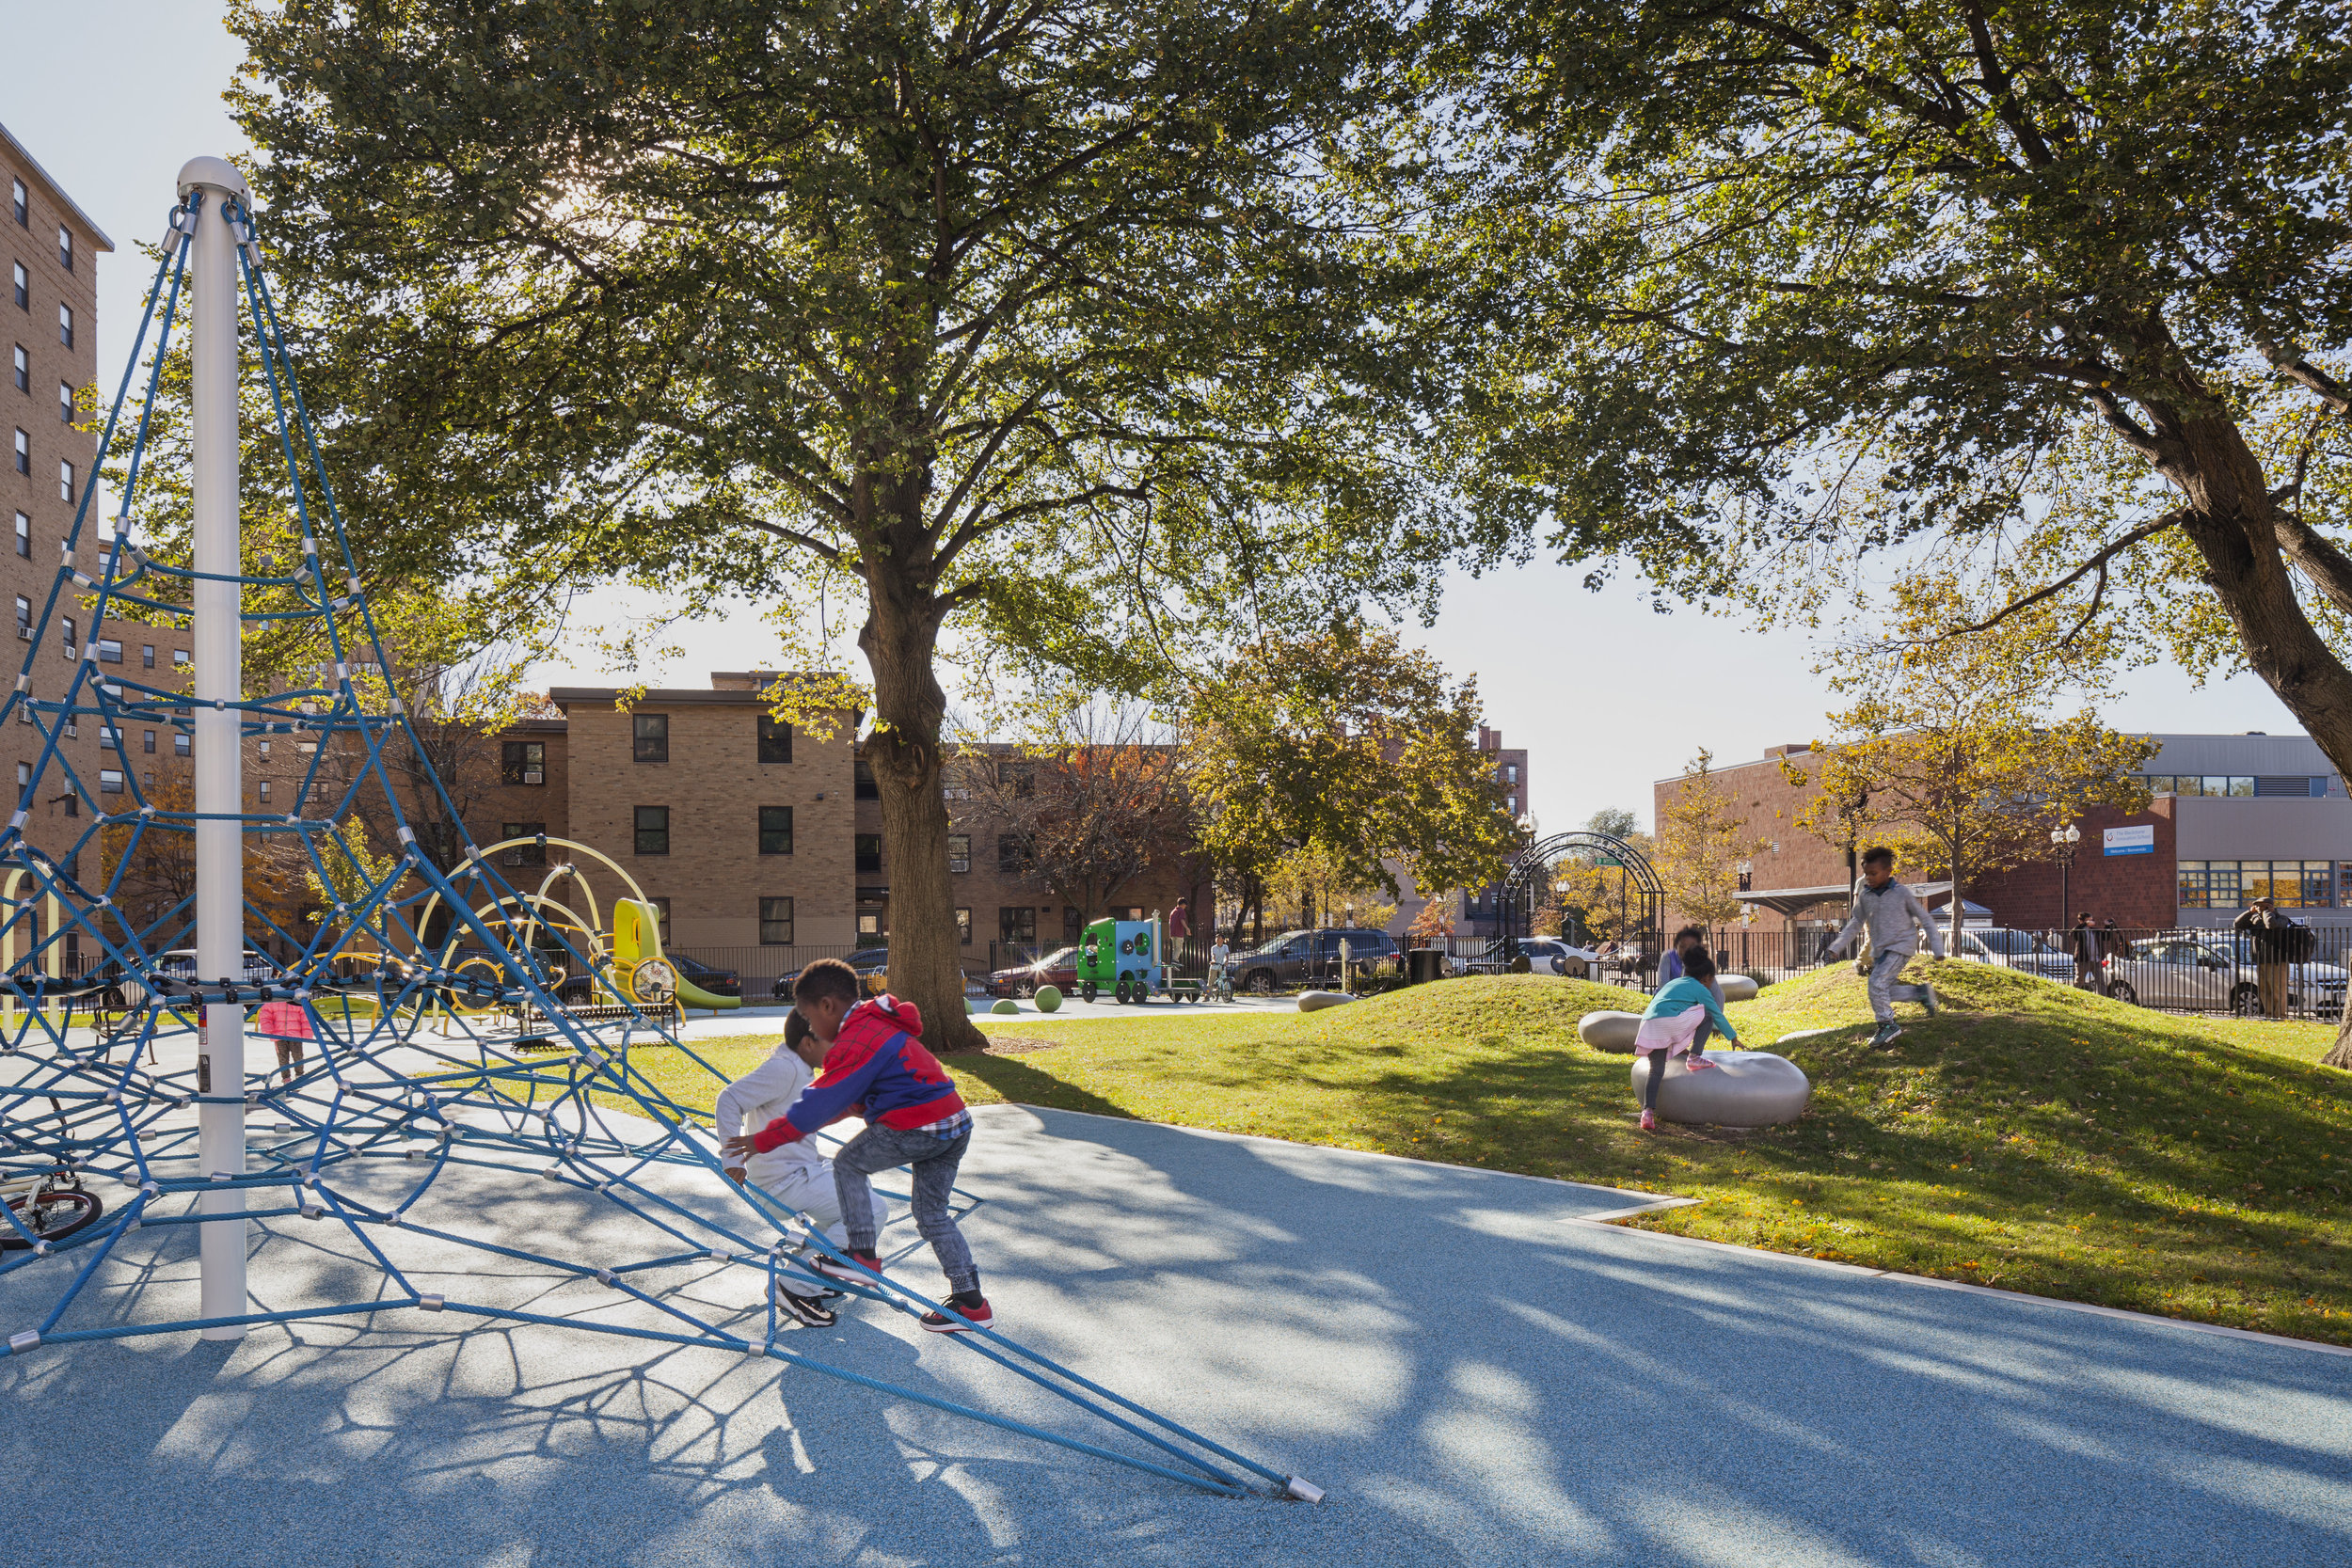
[1523,924,2352,1022]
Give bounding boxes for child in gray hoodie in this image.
[1825,847,1944,1047]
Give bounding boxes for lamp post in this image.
[2050,822,2083,931]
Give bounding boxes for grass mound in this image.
[611,970,2352,1343]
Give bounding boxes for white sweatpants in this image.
[752,1163,888,1248]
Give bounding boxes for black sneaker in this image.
[920,1296,993,1334]
[771,1280,837,1327]
[810,1249,883,1284]
[1920,984,1940,1018]
[1871,1022,1905,1048]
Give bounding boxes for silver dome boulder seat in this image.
[1577,1010,1643,1053]
[1630,1050,1811,1127]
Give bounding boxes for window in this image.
[633,804,670,855]
[758,805,793,855]
[998,834,1031,874]
[141,729,155,753]
[855,832,882,873]
[2179,860,2339,910]
[258,781,272,801]
[758,714,791,764]
[999,759,1035,798]
[258,739,271,758]
[58,458,72,501]
[60,615,73,656]
[853,758,878,799]
[759,896,795,945]
[99,725,118,751]
[856,902,886,941]
[2154,774,2257,798]
[12,762,24,786]
[172,649,190,669]
[10,262,24,309]
[9,180,23,226]
[1503,764,1518,784]
[631,712,669,763]
[956,907,972,945]
[999,906,1037,944]
[141,643,154,668]
[96,639,119,664]
[58,305,72,349]
[1505,793,1518,814]
[57,227,71,272]
[500,822,547,867]
[501,739,545,785]
[946,832,970,873]
[57,383,70,427]
[59,792,75,817]
[12,511,25,557]
[174,732,190,756]
[11,596,24,637]
[650,896,671,943]
[10,345,23,391]
[12,428,24,474]
[1064,907,1083,942]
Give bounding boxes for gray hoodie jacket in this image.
[1829,879,1947,960]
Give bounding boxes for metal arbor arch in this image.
[1494,832,1667,952]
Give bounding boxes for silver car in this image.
[1954,926,2074,981]
[2103,933,2346,1013]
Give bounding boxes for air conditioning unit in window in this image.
[13,626,27,641]
[525,769,543,784]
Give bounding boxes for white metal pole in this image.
[180,156,249,1340]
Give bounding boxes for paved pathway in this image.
[4,1103,2346,1565]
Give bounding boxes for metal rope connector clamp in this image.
[1283,1477,1327,1504]
[418,1293,445,1312]
[7,1330,38,1354]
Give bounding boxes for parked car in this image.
[2102,932,2348,1013]
[988,945,1080,998]
[771,947,890,1001]
[1511,938,1600,976]
[1953,927,2074,981]
[670,954,741,998]
[154,947,283,985]
[1232,928,1400,994]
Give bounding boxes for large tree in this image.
[226,0,1445,1043]
[1784,578,2153,948]
[1182,625,1518,944]
[1432,0,2352,1053]
[1652,750,1765,927]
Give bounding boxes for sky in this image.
[0,4,2304,834]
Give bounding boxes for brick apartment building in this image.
[2,123,197,960]
[453,675,1197,971]
[1659,731,2352,936]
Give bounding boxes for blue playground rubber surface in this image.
[5,1101,2347,1566]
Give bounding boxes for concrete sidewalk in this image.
[4,1102,2347,1566]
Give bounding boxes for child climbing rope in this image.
[1633,948,1739,1132]
[716,1007,890,1328]
[722,958,991,1333]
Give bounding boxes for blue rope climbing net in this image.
[0,186,1301,1501]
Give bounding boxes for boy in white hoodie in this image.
[716,1010,887,1326]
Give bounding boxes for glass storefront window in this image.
[2182,860,2337,909]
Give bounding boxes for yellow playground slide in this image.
[613,897,741,1011]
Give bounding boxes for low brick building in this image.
[1658,732,2352,936]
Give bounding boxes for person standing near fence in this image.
[2233,895,2297,1020]
[2068,913,2104,991]
[1824,847,1944,1048]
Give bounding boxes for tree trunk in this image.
[858,550,983,1053]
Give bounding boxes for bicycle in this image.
[2,1164,105,1251]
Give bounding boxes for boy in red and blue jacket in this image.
[722,958,990,1332]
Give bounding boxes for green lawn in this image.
[603,965,2352,1345]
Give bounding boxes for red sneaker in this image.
[1639,1109,1657,1132]
[920,1297,993,1334]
